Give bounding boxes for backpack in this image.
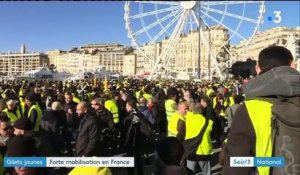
[135,112,156,142]
[124,112,155,150]
[270,96,300,175]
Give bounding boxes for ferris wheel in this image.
[124,1,265,80]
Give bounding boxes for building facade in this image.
[135,26,230,77]
[295,38,300,71]
[54,52,99,75]
[230,26,300,63]
[45,49,65,65]
[0,43,48,76]
[123,54,136,76]
[52,43,132,75]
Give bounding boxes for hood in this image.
[243,66,300,98]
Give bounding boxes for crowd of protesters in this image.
[0,46,298,175]
[0,75,242,175]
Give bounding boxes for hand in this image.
[68,108,73,114]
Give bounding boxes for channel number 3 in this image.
[274,11,282,23]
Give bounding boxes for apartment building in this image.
[0,43,48,76]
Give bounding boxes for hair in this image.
[167,87,178,99]
[143,85,151,94]
[77,101,89,112]
[127,98,137,110]
[156,137,184,166]
[138,97,148,107]
[233,95,245,104]
[51,101,63,111]
[258,46,293,73]
[184,90,191,97]
[201,96,211,106]
[65,92,73,97]
[0,112,10,123]
[190,102,203,114]
[0,99,7,110]
[155,88,167,102]
[93,97,105,106]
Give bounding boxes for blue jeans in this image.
[187,160,212,175]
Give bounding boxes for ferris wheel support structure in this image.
[124,1,265,80]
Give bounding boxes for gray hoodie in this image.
[222,66,300,175]
[243,66,300,98]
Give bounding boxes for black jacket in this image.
[63,101,79,128]
[153,101,168,133]
[94,108,114,129]
[202,105,217,122]
[40,110,67,132]
[76,112,103,157]
[39,110,67,156]
[123,110,146,153]
[222,66,300,175]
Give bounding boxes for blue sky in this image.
[0,1,299,53]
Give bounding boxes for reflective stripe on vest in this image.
[3,108,21,124]
[165,99,176,122]
[1,89,8,99]
[28,104,43,132]
[213,97,217,108]
[105,100,119,124]
[168,112,185,137]
[185,112,214,155]
[20,101,26,115]
[245,100,273,175]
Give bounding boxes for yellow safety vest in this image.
[104,100,119,124]
[73,97,80,103]
[168,111,185,137]
[206,88,213,97]
[213,97,226,118]
[135,90,141,98]
[87,93,95,102]
[229,96,234,106]
[165,99,176,122]
[20,101,26,114]
[28,104,43,132]
[3,108,21,124]
[245,100,273,175]
[143,93,152,101]
[185,112,214,155]
[68,167,112,175]
[1,89,8,99]
[18,88,23,97]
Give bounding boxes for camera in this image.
[229,59,257,79]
